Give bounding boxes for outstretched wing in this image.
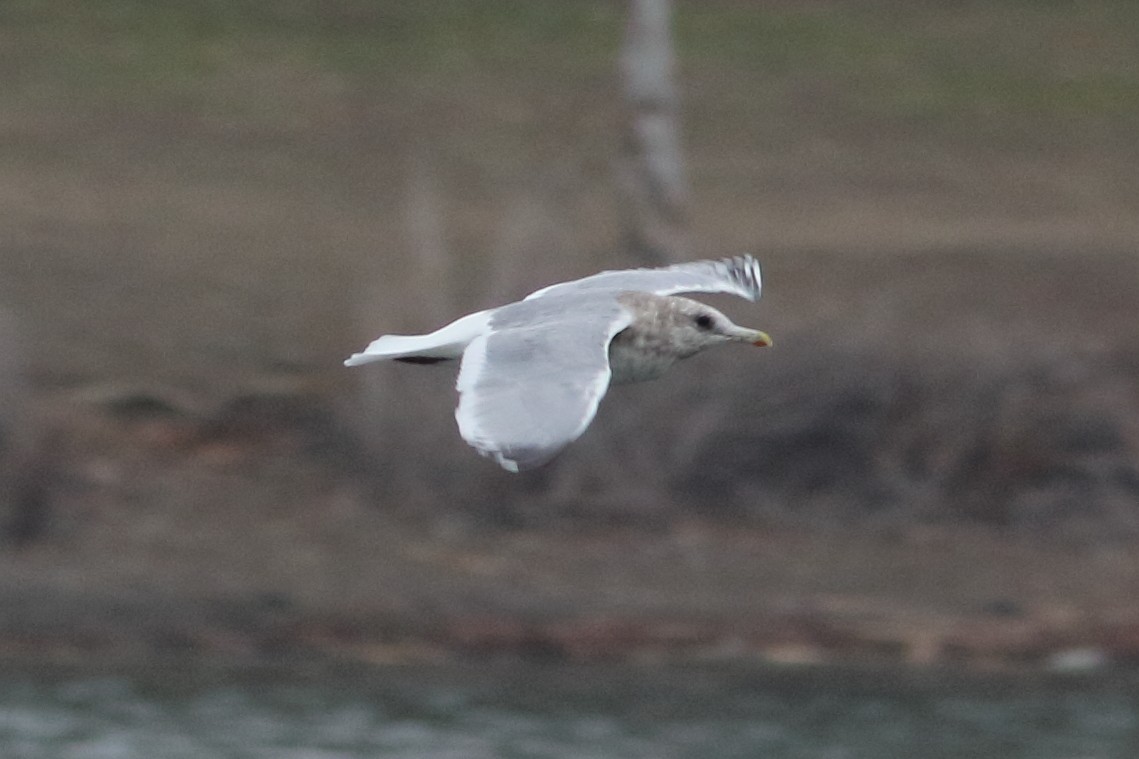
[524,254,762,303]
[455,294,632,472]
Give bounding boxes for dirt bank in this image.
[0,248,1135,670]
[1,2,1138,668]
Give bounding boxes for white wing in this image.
[455,295,632,472]
[525,254,762,303]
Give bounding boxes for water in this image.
[1,660,1138,758]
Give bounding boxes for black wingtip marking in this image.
[719,254,761,298]
[394,356,451,365]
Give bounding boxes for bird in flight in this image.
[346,255,771,472]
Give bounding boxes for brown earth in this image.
[1,247,1137,671]
[0,2,1138,670]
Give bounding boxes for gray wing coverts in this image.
[455,296,631,471]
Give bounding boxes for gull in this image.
[346,255,771,472]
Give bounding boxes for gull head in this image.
[657,296,772,357]
[609,293,771,384]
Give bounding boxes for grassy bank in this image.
[0,1,1137,664]
[5,2,1137,117]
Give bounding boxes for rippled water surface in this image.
[1,660,1138,758]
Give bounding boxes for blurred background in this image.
[1,0,1139,756]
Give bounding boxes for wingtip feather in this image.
[717,253,762,301]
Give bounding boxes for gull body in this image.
[346,255,770,471]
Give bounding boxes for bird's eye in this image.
[694,314,714,330]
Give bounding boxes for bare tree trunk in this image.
[616,0,688,264]
[0,307,46,546]
[405,153,451,324]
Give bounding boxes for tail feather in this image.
[344,308,492,367]
[345,333,458,366]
